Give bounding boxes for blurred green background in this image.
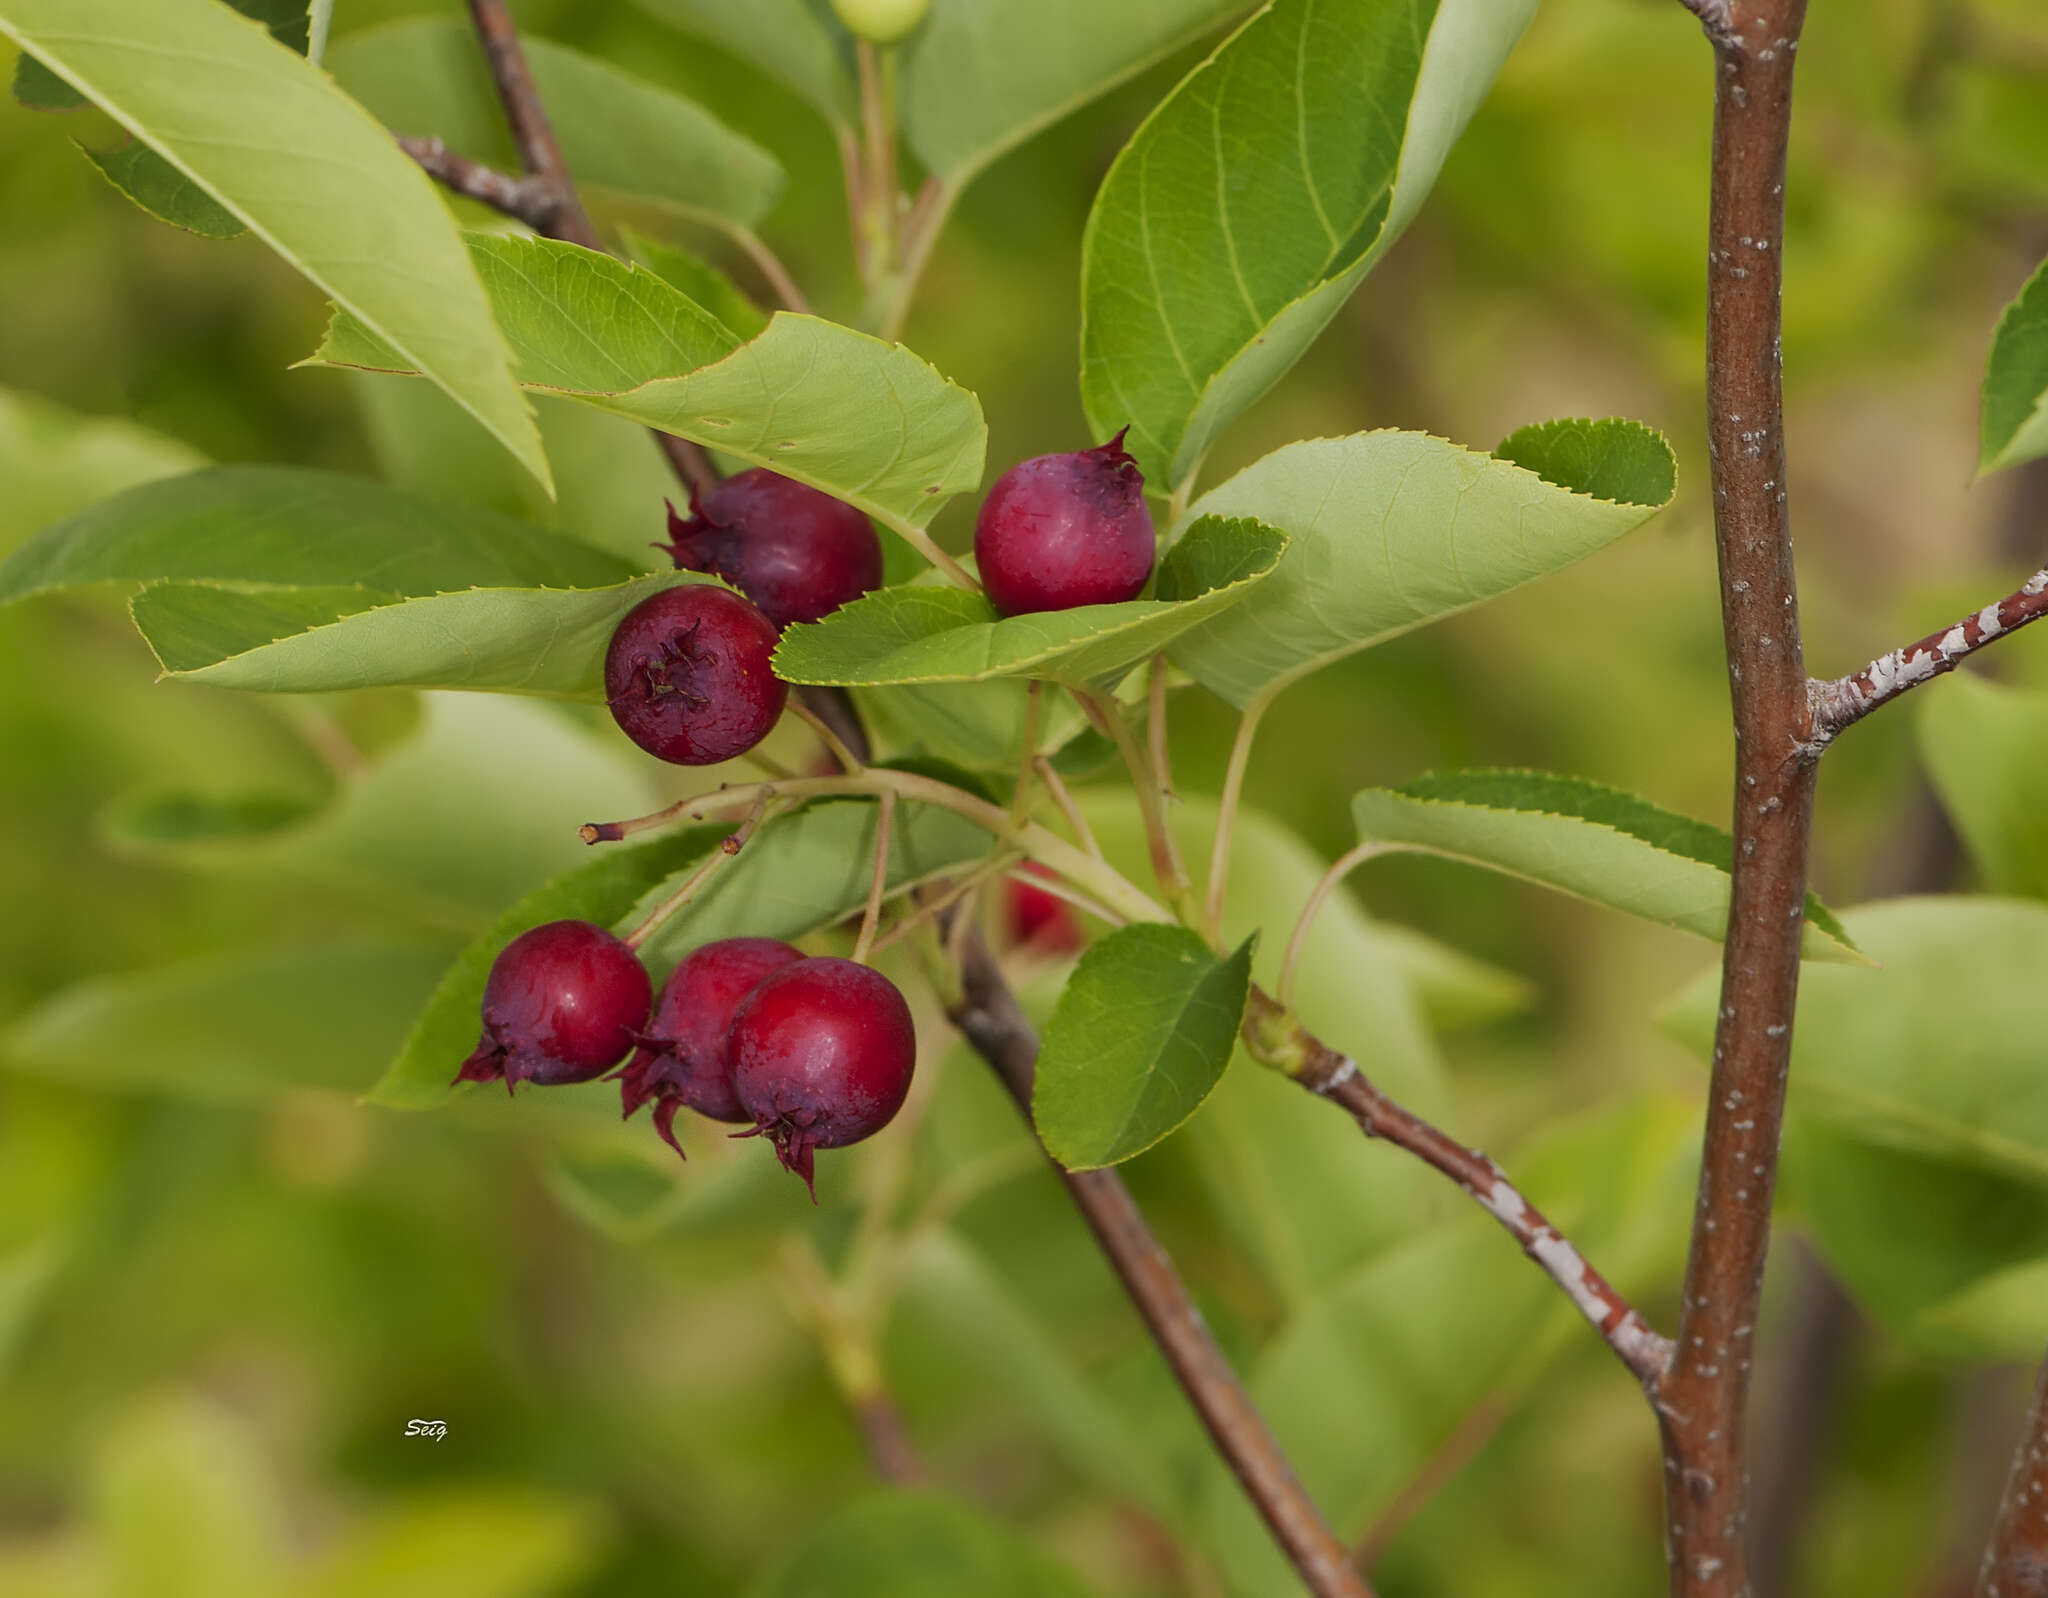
[4,1,2048,1594]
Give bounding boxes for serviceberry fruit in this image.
[613,936,804,1154]
[660,470,884,629]
[973,428,1155,616]
[456,919,651,1093]
[729,957,916,1198]
[1007,864,1083,952]
[605,584,787,765]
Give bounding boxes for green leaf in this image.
[1166,423,1677,708]
[743,1492,1095,1598]
[0,465,630,607]
[624,228,771,340]
[99,789,326,859]
[374,797,989,1108]
[0,0,550,491]
[77,140,245,238]
[1660,897,2048,1189]
[11,48,82,108]
[1494,415,1679,506]
[628,0,857,129]
[1922,1255,2048,1361]
[129,572,696,698]
[854,677,1088,771]
[1917,673,2048,900]
[329,17,783,228]
[1981,251,2048,473]
[1033,925,1254,1170]
[1351,770,1864,963]
[310,235,986,537]
[898,0,1245,186]
[1,942,453,1101]
[1080,0,1537,489]
[0,388,205,552]
[774,516,1285,686]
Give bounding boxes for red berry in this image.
[605,584,787,765]
[613,937,804,1154]
[456,920,651,1093]
[973,429,1155,616]
[1006,865,1082,952]
[729,957,916,1198]
[660,470,884,629]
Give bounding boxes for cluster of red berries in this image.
[459,436,1151,1184]
[458,922,916,1196]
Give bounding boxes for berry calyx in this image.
[456,919,651,1093]
[613,937,804,1155]
[729,957,917,1199]
[829,0,929,45]
[660,470,884,629]
[605,584,788,765]
[973,429,1156,617]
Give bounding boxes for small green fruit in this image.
[830,0,930,46]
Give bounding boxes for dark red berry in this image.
[973,429,1155,617]
[660,470,884,629]
[1007,864,1082,952]
[613,937,804,1154]
[729,957,916,1199]
[605,584,787,765]
[456,919,651,1093]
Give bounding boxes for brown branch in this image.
[944,929,1374,1598]
[1655,6,1816,1594]
[395,135,554,222]
[1808,565,2048,747]
[1979,1352,2048,1597]
[1244,992,1672,1387]
[1674,0,1738,44]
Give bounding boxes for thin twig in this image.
[1656,7,1817,1593]
[1807,565,2048,748]
[868,852,1022,957]
[1147,656,1190,891]
[1243,990,1672,1386]
[1206,697,1270,935]
[1033,756,1103,859]
[1001,864,1125,930]
[1278,842,1384,1012]
[621,791,770,950]
[1011,679,1044,825]
[1674,0,1738,44]
[943,927,1374,1598]
[396,135,550,220]
[725,222,813,314]
[1080,687,1188,912]
[851,791,895,965]
[1978,1352,2048,1597]
[792,695,866,773]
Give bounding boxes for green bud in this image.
[830,0,930,46]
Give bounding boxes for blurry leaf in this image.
[1033,926,1254,1170]
[299,1488,607,1598]
[311,236,986,537]
[2,943,453,1100]
[1982,251,2048,474]
[899,0,1245,185]
[1784,1118,2048,1357]
[0,1237,65,1373]
[624,228,771,339]
[1922,1255,2048,1362]
[545,1140,687,1242]
[1080,0,1537,489]
[1660,898,2048,1187]
[1351,770,1863,962]
[1376,923,1536,1034]
[100,788,327,859]
[1165,423,1676,708]
[0,465,633,607]
[11,48,82,108]
[330,17,783,227]
[96,1393,288,1598]
[78,141,244,238]
[1917,673,2048,900]
[129,571,700,698]
[889,1229,1182,1524]
[774,517,1285,686]
[0,388,205,551]
[628,0,856,128]
[0,0,549,491]
[375,797,989,1108]
[743,1491,1095,1598]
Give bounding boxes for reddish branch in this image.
[1244,991,1672,1386]
[945,931,1374,1598]
[1980,1354,2048,1598]
[1655,3,1815,1593]
[1807,565,2048,747]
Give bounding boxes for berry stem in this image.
[871,506,979,591]
[1032,755,1103,859]
[1277,842,1386,1011]
[1205,693,1272,939]
[1146,655,1190,889]
[1009,679,1043,826]
[850,791,896,965]
[791,695,867,773]
[621,790,773,951]
[1076,686,1195,927]
[867,851,1022,957]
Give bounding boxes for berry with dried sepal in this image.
[613,936,804,1155]
[605,584,787,765]
[729,957,916,1199]
[660,470,884,629]
[456,920,651,1093]
[973,429,1155,617]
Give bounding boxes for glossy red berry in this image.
[973,429,1155,616]
[660,470,884,629]
[729,957,917,1198]
[1006,864,1082,952]
[605,584,787,765]
[456,919,651,1093]
[613,937,804,1154]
